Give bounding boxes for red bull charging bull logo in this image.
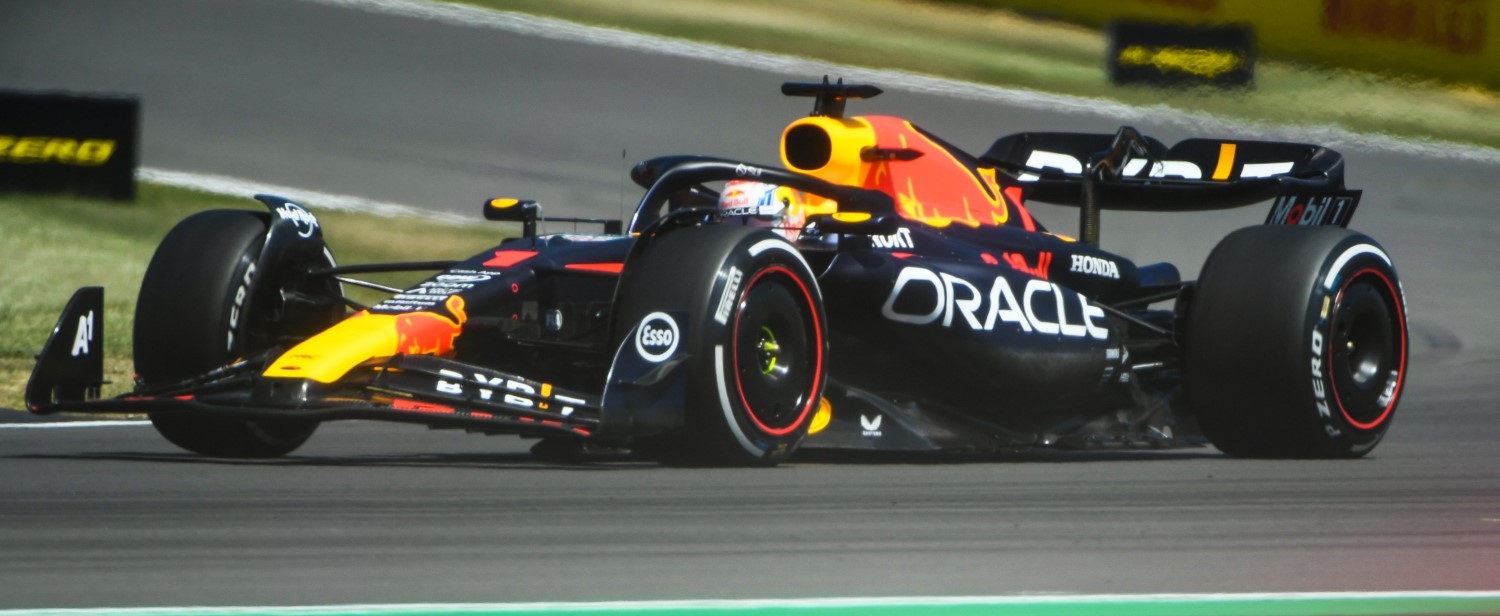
[395,295,468,356]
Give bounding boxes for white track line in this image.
[3,592,1500,614]
[303,0,1500,167]
[0,420,151,430]
[138,168,472,225]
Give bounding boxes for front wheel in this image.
[135,209,338,458]
[615,225,828,466]
[1184,226,1408,458]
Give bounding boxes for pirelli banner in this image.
[976,0,1500,90]
[1108,21,1256,87]
[0,91,139,201]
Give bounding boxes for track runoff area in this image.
[4,593,1500,616]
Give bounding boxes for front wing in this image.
[25,289,603,439]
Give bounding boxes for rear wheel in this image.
[1184,226,1407,458]
[135,209,339,458]
[615,225,827,466]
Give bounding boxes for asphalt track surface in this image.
[4,0,1500,609]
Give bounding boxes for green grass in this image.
[0,184,506,412]
[462,0,1500,151]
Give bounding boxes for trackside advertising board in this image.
[978,0,1500,90]
[0,91,140,201]
[1108,21,1256,87]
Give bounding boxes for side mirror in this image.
[484,198,539,237]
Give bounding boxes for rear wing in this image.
[980,127,1360,244]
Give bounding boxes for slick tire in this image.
[1184,226,1408,458]
[135,209,326,458]
[616,225,828,467]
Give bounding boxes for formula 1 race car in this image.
[27,80,1408,465]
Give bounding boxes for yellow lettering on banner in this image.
[1118,45,1152,66]
[11,137,46,163]
[0,136,117,165]
[75,140,115,166]
[1117,45,1242,78]
[41,139,79,164]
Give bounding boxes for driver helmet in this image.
[719,180,808,241]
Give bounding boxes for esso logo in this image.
[634,312,680,363]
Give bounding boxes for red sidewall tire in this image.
[615,225,827,466]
